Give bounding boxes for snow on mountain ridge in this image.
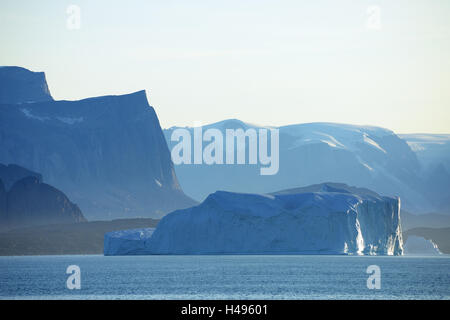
[279,122,393,154]
[163,119,430,213]
[399,134,450,167]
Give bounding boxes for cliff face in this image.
[0,70,196,219]
[104,184,404,256]
[0,66,53,104]
[5,176,86,228]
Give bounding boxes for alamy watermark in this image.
[66,265,81,290]
[366,265,381,289]
[366,5,382,30]
[170,126,279,175]
[66,5,81,30]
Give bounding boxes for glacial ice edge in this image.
[104,186,404,256]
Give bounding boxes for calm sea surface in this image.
[0,255,448,299]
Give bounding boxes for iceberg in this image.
[403,236,442,255]
[104,228,155,255]
[104,184,404,255]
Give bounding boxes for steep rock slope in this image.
[0,66,53,104]
[0,68,196,219]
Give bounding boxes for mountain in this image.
[0,66,53,104]
[399,134,450,172]
[0,163,42,190]
[399,134,450,213]
[3,176,86,229]
[104,183,403,255]
[0,163,86,229]
[0,67,196,220]
[164,119,433,213]
[401,211,450,230]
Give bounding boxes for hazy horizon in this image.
[1,0,450,133]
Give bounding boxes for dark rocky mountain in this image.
[0,66,53,104]
[0,163,42,190]
[0,67,196,220]
[0,163,86,229]
[401,211,450,230]
[4,176,86,228]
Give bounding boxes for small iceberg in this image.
[403,235,442,255]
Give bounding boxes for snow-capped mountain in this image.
[104,183,403,255]
[400,134,450,213]
[164,119,439,213]
[399,134,450,171]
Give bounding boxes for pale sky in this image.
[1,0,449,133]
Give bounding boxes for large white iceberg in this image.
[104,184,403,255]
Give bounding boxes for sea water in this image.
[0,255,448,299]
